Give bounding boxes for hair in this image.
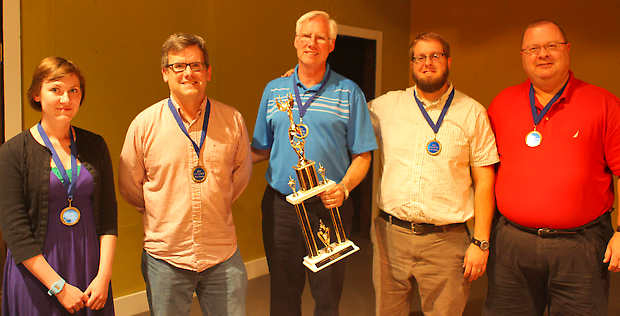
[161,33,209,68]
[295,10,338,40]
[409,32,451,60]
[521,20,568,48]
[27,56,85,111]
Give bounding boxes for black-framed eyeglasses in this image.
[165,62,206,73]
[521,42,568,55]
[411,53,446,64]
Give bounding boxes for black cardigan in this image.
[0,127,118,264]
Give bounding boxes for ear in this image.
[447,57,452,69]
[206,65,212,82]
[329,39,336,53]
[162,67,169,83]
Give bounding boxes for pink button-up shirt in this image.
[119,97,251,271]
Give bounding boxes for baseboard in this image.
[113,256,269,315]
[244,256,269,280]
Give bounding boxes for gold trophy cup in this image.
[278,95,359,272]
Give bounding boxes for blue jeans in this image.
[141,249,247,316]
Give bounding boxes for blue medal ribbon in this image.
[167,98,211,160]
[414,87,455,135]
[293,65,331,118]
[529,78,569,126]
[37,123,78,200]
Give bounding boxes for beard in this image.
[412,68,450,93]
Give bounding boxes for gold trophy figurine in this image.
[276,94,359,272]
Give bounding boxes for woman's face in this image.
[35,73,82,123]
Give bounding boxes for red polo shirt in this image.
[489,73,620,229]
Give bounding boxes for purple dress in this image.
[2,167,115,315]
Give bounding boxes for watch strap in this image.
[48,278,66,296]
[471,237,489,250]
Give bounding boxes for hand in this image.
[84,274,111,310]
[55,283,88,314]
[463,243,489,282]
[281,68,295,78]
[603,232,620,272]
[320,183,346,209]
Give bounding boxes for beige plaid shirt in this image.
[369,85,499,225]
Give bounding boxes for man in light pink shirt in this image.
[119,33,252,316]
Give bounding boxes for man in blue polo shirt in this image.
[252,10,377,316]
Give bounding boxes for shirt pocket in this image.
[203,143,235,183]
[438,122,469,165]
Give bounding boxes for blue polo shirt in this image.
[252,64,377,195]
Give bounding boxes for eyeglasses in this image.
[296,33,330,44]
[411,53,446,64]
[521,42,568,55]
[165,62,206,73]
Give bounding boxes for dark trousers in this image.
[483,214,613,316]
[261,185,353,316]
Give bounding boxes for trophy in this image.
[277,95,359,272]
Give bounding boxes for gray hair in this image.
[295,11,338,40]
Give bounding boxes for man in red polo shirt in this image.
[484,20,620,315]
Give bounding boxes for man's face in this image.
[521,23,570,86]
[294,17,335,68]
[162,45,211,103]
[411,39,451,93]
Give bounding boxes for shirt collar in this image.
[414,83,454,109]
[294,63,331,91]
[169,95,208,124]
[527,71,574,110]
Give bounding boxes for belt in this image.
[379,210,464,235]
[503,211,611,238]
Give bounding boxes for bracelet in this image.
[48,278,66,296]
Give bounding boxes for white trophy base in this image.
[286,180,336,205]
[303,240,359,272]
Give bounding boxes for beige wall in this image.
[410,0,620,105]
[20,0,410,296]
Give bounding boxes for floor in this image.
[142,234,620,316]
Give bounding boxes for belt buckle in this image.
[411,223,425,235]
[537,227,552,237]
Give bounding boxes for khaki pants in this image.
[373,216,470,316]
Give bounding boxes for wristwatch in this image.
[471,237,490,251]
[48,278,66,296]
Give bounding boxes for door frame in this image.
[338,24,382,99]
[3,0,22,139]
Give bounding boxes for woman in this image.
[0,57,117,315]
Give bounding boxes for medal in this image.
[294,124,309,139]
[60,199,81,226]
[525,130,542,147]
[37,123,81,226]
[192,165,207,183]
[426,139,442,155]
[168,98,211,182]
[414,87,455,156]
[527,78,569,148]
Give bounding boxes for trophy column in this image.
[286,162,359,272]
